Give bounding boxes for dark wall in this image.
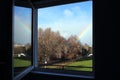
[0,0,13,80]
[94,0,116,80]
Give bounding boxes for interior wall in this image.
[0,0,13,80]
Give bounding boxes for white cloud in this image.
[71,6,81,11]
[64,9,73,17]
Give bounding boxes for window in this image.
[12,0,94,79]
[37,1,93,77]
[13,6,33,78]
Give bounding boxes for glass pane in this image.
[13,6,32,76]
[38,1,93,72]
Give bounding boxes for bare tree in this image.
[38,28,84,64]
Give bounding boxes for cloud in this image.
[71,6,81,11]
[64,9,73,17]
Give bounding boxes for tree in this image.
[38,28,66,63]
[66,35,82,59]
[38,28,85,63]
[14,45,25,54]
[25,43,31,60]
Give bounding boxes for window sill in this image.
[31,67,94,79]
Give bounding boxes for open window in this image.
[12,0,94,80]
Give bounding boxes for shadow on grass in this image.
[76,56,92,61]
[39,65,92,72]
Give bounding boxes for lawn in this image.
[40,57,93,72]
[14,58,31,67]
[64,59,92,71]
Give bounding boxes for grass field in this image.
[40,57,93,72]
[64,59,92,71]
[14,58,31,67]
[14,56,92,72]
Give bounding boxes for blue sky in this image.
[38,1,92,46]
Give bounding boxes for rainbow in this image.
[77,24,92,40]
[14,15,31,32]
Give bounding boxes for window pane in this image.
[13,6,32,76]
[38,1,93,72]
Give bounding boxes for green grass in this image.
[14,58,31,67]
[65,60,92,71]
[40,57,93,72]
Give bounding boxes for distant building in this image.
[14,44,26,55]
